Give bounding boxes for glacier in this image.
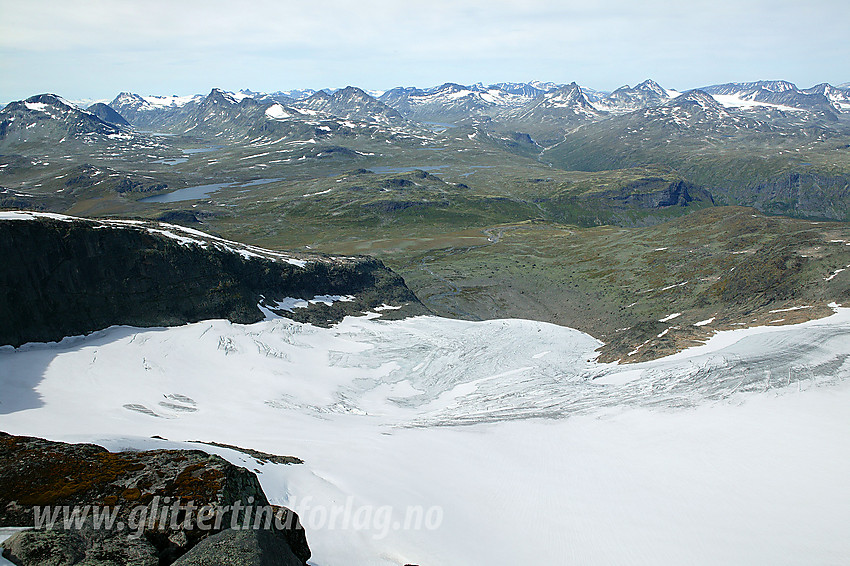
[1,308,850,565]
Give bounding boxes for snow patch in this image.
[265,104,291,120]
[768,305,813,314]
[710,93,804,113]
[260,295,356,317]
[24,102,49,112]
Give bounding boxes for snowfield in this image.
[1,308,849,565]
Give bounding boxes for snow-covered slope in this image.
[701,80,840,115]
[1,306,849,565]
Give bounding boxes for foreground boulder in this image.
[0,432,309,565]
[172,529,304,566]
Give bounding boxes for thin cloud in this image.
[1,0,848,101]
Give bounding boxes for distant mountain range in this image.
[6,79,847,143]
[4,79,848,150]
[2,78,849,221]
[99,79,850,135]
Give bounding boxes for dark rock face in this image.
[86,103,131,128]
[543,177,715,227]
[0,215,426,347]
[0,432,309,565]
[717,171,850,221]
[596,179,715,209]
[156,210,201,223]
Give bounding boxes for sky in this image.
[1,0,848,103]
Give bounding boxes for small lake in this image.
[140,178,282,203]
[140,182,230,203]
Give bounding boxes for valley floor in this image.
[1,309,849,565]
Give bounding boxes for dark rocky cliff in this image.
[543,177,715,227]
[714,171,850,221]
[0,213,427,347]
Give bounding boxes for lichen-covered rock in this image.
[1,525,160,566]
[2,529,86,566]
[0,432,267,524]
[171,529,302,566]
[0,432,309,565]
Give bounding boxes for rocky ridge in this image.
[0,211,427,348]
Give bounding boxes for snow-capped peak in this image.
[141,93,203,109]
[758,80,798,93]
[22,94,78,112]
[207,88,240,104]
[635,79,668,97]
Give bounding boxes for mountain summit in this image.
[294,86,405,124]
[0,94,121,145]
[593,79,677,114]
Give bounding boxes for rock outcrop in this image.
[0,212,427,347]
[0,432,309,565]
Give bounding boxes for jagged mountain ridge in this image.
[292,86,406,124]
[593,79,679,115]
[494,82,604,144]
[106,87,423,142]
[101,79,850,138]
[542,85,850,220]
[544,88,772,172]
[377,81,559,123]
[109,91,205,130]
[111,88,372,142]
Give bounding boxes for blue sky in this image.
[1,0,848,103]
